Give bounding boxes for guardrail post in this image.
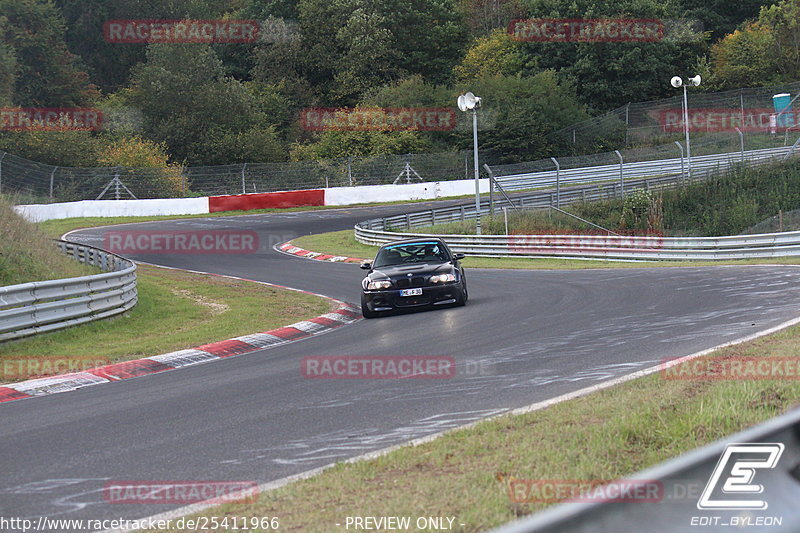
[49,167,58,198]
[675,141,685,186]
[405,213,411,229]
[430,210,435,226]
[614,150,624,198]
[550,157,560,207]
[241,163,247,194]
[735,127,744,164]
[460,205,465,221]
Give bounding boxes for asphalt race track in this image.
[3,201,800,529]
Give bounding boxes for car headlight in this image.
[367,280,392,290]
[430,273,456,283]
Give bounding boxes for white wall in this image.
[13,178,492,222]
[324,178,490,206]
[14,197,209,222]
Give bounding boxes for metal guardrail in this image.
[490,406,800,533]
[494,146,792,192]
[0,241,137,341]
[354,144,800,261]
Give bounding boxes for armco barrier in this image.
[490,407,800,533]
[354,148,800,261]
[494,145,792,191]
[0,241,137,341]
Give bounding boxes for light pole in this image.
[458,92,482,235]
[671,75,701,179]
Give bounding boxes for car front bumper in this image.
[362,283,463,312]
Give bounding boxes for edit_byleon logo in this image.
[697,443,784,510]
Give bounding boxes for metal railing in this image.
[354,144,800,261]
[490,406,800,532]
[0,241,137,341]
[493,145,792,194]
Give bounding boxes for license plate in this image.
[400,288,422,297]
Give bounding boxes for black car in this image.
[360,238,468,318]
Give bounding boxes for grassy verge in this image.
[143,323,800,533]
[290,229,800,270]
[0,196,97,285]
[0,264,333,378]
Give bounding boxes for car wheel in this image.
[360,294,379,319]
[455,280,468,306]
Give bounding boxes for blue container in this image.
[773,93,795,128]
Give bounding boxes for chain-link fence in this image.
[0,150,474,203]
[550,81,800,154]
[493,129,794,188]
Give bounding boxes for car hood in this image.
[368,262,453,281]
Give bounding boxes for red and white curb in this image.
[276,241,366,263]
[0,300,361,404]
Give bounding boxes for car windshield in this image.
[374,242,450,267]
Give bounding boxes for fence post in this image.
[49,167,58,198]
[0,152,5,195]
[241,163,247,194]
[675,141,685,185]
[614,150,624,198]
[181,166,186,197]
[550,157,560,208]
[114,168,121,200]
[624,102,630,147]
[347,156,353,186]
[735,127,744,164]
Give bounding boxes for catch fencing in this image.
[0,241,137,341]
[354,138,800,261]
[0,150,472,203]
[550,80,800,152]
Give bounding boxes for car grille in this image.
[395,277,425,288]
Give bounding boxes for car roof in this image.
[379,238,447,249]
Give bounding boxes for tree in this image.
[675,0,773,39]
[0,0,97,106]
[708,23,777,89]
[0,17,16,106]
[517,0,707,108]
[706,0,800,89]
[98,136,184,197]
[454,29,526,81]
[125,42,272,164]
[456,71,589,163]
[55,0,235,93]
[458,0,527,37]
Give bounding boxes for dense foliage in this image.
[0,0,793,168]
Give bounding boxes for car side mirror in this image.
[453,253,465,261]
[360,261,372,270]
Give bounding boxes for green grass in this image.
[291,229,800,270]
[0,196,97,285]
[142,322,800,533]
[0,264,333,379]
